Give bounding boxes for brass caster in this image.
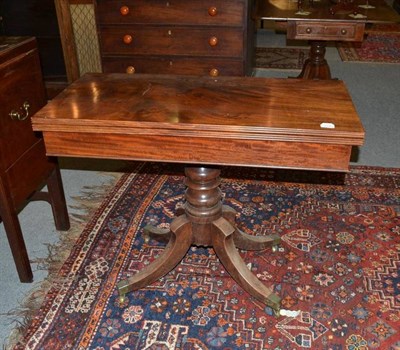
[119,295,126,304]
[272,245,279,253]
[143,233,150,243]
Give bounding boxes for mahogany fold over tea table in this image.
[32,73,364,313]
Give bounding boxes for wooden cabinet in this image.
[0,37,69,282]
[94,0,255,76]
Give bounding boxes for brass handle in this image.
[306,27,312,34]
[341,28,347,35]
[123,34,133,44]
[9,101,30,121]
[209,36,218,46]
[209,68,219,77]
[208,6,217,16]
[126,66,136,74]
[120,6,130,15]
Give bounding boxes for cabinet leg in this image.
[0,179,33,282]
[47,163,70,231]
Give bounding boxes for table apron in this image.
[42,131,353,171]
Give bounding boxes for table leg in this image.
[297,41,332,80]
[117,214,193,296]
[117,166,282,312]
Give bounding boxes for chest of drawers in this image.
[95,0,255,76]
[0,37,69,282]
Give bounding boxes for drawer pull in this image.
[120,6,130,15]
[341,28,347,35]
[306,27,312,34]
[209,36,218,46]
[123,34,133,44]
[126,66,136,74]
[209,68,219,77]
[208,7,218,16]
[9,101,30,121]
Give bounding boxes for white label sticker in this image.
[320,122,336,129]
[280,309,301,317]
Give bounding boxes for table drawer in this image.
[99,26,244,57]
[96,0,245,26]
[287,21,365,41]
[102,56,245,76]
[0,46,46,171]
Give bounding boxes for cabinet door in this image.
[0,47,47,170]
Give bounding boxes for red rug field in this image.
[10,163,400,349]
[338,24,400,64]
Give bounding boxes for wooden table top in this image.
[33,73,364,143]
[255,0,400,22]
[32,73,364,171]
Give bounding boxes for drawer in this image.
[287,21,365,41]
[0,47,47,171]
[102,56,245,76]
[99,26,244,57]
[96,0,245,26]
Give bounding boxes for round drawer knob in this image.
[208,7,217,16]
[341,28,347,35]
[123,34,133,44]
[209,36,218,46]
[306,27,312,34]
[120,6,130,15]
[209,68,219,77]
[126,66,136,74]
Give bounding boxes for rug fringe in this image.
[4,171,123,350]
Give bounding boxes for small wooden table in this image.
[32,73,364,312]
[256,0,400,79]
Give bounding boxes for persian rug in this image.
[10,163,400,350]
[337,24,400,64]
[255,47,308,70]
